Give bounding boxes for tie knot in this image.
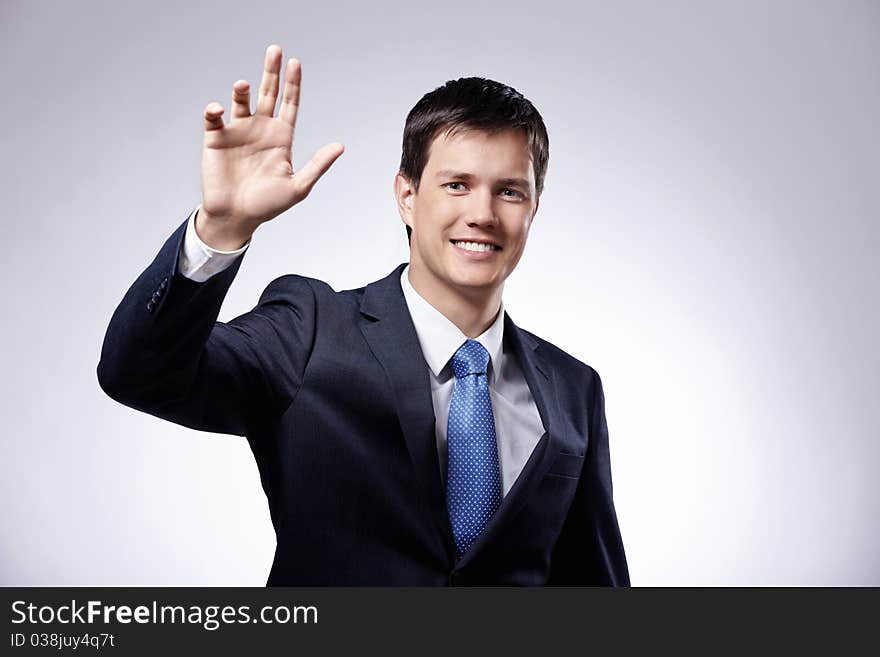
[451,339,490,379]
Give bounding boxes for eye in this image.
[444,182,467,192]
[500,188,525,199]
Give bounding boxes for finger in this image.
[278,58,301,129]
[292,142,345,198]
[230,80,251,120]
[255,44,282,117]
[203,102,225,132]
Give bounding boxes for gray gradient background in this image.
[2,0,877,585]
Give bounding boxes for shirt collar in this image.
[400,264,504,384]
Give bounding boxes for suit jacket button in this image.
[159,278,168,289]
[146,300,155,312]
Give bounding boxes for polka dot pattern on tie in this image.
[446,339,502,558]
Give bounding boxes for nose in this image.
[465,188,498,228]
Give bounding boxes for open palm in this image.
[199,45,344,247]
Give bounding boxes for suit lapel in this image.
[357,264,458,559]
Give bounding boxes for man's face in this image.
[396,128,539,301]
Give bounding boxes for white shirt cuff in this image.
[178,205,250,282]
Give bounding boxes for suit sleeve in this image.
[97,217,317,437]
[547,368,631,586]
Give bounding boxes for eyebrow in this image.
[435,170,531,190]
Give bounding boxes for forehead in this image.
[424,128,534,180]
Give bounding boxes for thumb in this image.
[292,142,345,199]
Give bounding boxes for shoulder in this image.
[517,326,602,387]
[256,273,365,310]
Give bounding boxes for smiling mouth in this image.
[450,240,502,252]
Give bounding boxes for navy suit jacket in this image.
[98,217,630,586]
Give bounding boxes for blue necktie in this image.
[446,339,503,558]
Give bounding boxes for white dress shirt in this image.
[179,206,545,495]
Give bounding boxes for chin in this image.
[448,271,501,291]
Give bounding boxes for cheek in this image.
[503,208,532,238]
[417,195,458,224]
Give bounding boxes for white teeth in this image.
[453,241,496,252]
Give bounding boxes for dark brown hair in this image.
[399,77,549,244]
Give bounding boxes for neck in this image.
[406,265,503,338]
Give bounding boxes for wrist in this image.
[195,208,254,251]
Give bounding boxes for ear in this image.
[394,172,416,230]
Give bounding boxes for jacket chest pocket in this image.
[545,451,585,480]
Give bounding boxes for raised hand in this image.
[197,45,344,249]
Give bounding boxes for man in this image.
[98,45,630,586]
